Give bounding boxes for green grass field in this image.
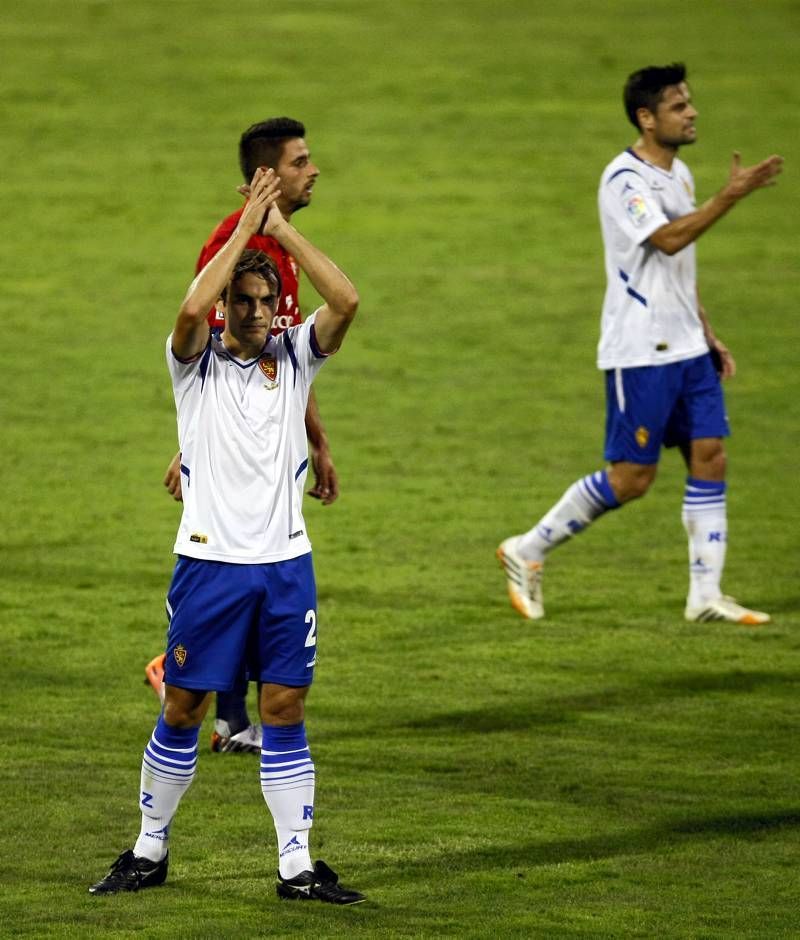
[2,0,799,936]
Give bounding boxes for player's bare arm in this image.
[648,152,783,256]
[305,394,338,504]
[240,178,342,502]
[261,203,358,354]
[173,168,281,359]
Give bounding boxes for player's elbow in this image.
[335,287,359,322]
[647,230,682,256]
[178,299,210,324]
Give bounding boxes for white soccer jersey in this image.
[167,312,328,564]
[596,148,709,369]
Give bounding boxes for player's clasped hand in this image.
[239,167,282,234]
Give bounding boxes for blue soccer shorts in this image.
[163,553,318,692]
[603,352,730,465]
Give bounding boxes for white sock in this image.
[133,717,198,863]
[260,723,315,879]
[517,470,620,562]
[682,477,727,607]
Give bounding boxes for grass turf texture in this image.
[2,0,799,936]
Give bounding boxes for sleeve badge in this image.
[625,193,650,226]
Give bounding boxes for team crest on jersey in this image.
[259,356,278,383]
[174,645,187,668]
[635,426,650,448]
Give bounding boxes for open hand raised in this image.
[726,151,784,200]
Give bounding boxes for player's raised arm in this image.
[172,168,282,359]
[261,204,358,355]
[648,151,783,255]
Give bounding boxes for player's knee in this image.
[628,472,655,500]
[704,447,726,480]
[162,702,203,728]
[262,700,306,725]
[691,440,727,481]
[260,684,309,726]
[162,687,209,728]
[609,463,657,502]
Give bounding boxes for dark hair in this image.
[624,63,687,129]
[238,117,306,180]
[224,249,282,304]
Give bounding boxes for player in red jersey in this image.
[152,119,340,752]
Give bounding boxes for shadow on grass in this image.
[401,669,799,734]
[375,809,800,880]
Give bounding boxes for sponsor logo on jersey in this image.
[635,426,650,448]
[259,356,278,381]
[625,193,650,226]
[174,644,188,668]
[189,533,208,543]
[270,313,298,333]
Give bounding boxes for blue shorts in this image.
[604,353,730,465]
[163,553,318,692]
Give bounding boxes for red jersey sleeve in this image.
[196,209,244,274]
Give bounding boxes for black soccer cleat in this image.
[276,859,366,905]
[88,849,169,895]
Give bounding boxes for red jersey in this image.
[196,207,302,334]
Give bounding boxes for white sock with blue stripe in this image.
[682,477,727,607]
[260,722,315,879]
[518,470,621,561]
[133,716,199,863]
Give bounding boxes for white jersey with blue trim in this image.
[167,310,328,564]
[597,148,709,369]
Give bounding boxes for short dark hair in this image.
[238,117,306,181]
[224,249,282,304]
[624,63,687,130]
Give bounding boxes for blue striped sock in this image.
[261,722,315,879]
[134,717,199,862]
[588,470,621,510]
[682,477,727,607]
[683,476,726,506]
[519,469,620,560]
